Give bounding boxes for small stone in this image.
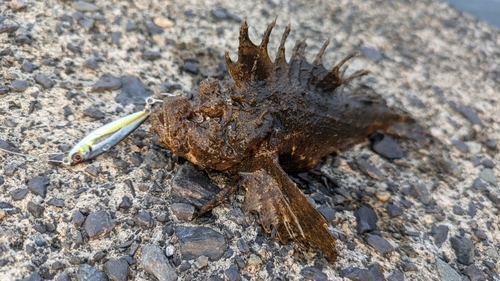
[409,184,432,205]
[28,176,49,198]
[176,226,226,261]
[135,211,153,228]
[474,229,487,240]
[370,133,403,159]
[225,264,241,281]
[237,239,250,254]
[52,261,64,270]
[145,22,163,35]
[361,46,383,62]
[115,76,152,107]
[195,255,209,269]
[355,205,378,234]
[73,211,85,226]
[91,75,122,92]
[171,202,195,221]
[34,73,54,89]
[375,191,391,202]
[317,206,336,222]
[452,139,469,153]
[111,32,121,46]
[78,18,94,31]
[479,169,497,186]
[83,210,116,238]
[125,21,137,31]
[47,198,65,207]
[455,105,482,125]
[0,16,20,34]
[10,188,28,201]
[483,260,495,270]
[22,61,38,73]
[165,245,175,257]
[15,35,33,44]
[171,162,220,209]
[472,178,487,190]
[365,233,393,255]
[453,205,465,215]
[357,159,385,180]
[211,7,228,20]
[20,271,42,281]
[104,258,129,281]
[482,159,495,168]
[402,262,418,272]
[142,51,161,61]
[119,196,133,209]
[27,202,45,218]
[436,258,461,281]
[183,62,199,74]
[77,264,107,281]
[386,204,403,218]
[154,18,174,28]
[72,1,100,12]
[464,264,486,281]
[300,266,327,281]
[485,139,497,150]
[83,107,105,119]
[431,225,449,248]
[387,270,404,281]
[339,263,384,281]
[84,59,99,69]
[140,244,177,281]
[450,236,474,265]
[11,80,28,92]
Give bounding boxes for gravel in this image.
[176,226,226,261]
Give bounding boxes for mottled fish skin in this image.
[151,19,419,262]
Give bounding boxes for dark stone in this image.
[28,176,49,198]
[73,210,85,226]
[84,59,99,69]
[22,61,38,73]
[135,211,153,228]
[67,43,81,55]
[91,75,122,92]
[355,205,378,234]
[47,198,65,207]
[211,7,228,20]
[125,21,137,31]
[111,31,121,46]
[21,271,42,281]
[176,226,226,261]
[387,270,404,281]
[473,229,487,240]
[145,22,163,35]
[481,159,495,168]
[361,46,383,62]
[453,205,465,215]
[225,264,241,281]
[467,201,477,217]
[171,202,195,221]
[370,133,403,159]
[464,264,486,281]
[183,62,199,74]
[119,196,133,209]
[15,35,33,44]
[34,73,54,89]
[317,206,336,222]
[485,139,497,150]
[0,16,20,34]
[356,159,385,180]
[11,80,29,92]
[455,105,482,125]
[402,262,418,272]
[483,260,495,270]
[365,233,393,255]
[236,239,250,254]
[83,210,116,238]
[386,204,403,218]
[171,162,220,209]
[78,18,95,31]
[142,51,161,61]
[300,266,327,281]
[339,263,384,281]
[77,264,108,281]
[140,244,177,281]
[431,225,449,248]
[104,258,129,281]
[452,139,469,153]
[83,107,105,119]
[409,184,432,205]
[52,261,65,270]
[85,165,99,177]
[450,236,474,265]
[115,76,152,107]
[10,188,28,200]
[56,272,71,281]
[471,178,487,191]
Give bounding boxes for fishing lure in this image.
[64,97,163,166]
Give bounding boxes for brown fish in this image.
[150,19,419,262]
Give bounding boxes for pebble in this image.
[473,229,487,240]
[125,21,137,31]
[104,258,130,281]
[171,162,220,209]
[402,262,418,272]
[375,191,391,202]
[361,45,383,62]
[83,210,116,238]
[300,266,328,281]
[145,21,163,35]
[22,61,38,73]
[20,271,42,281]
[28,176,49,198]
[111,31,121,46]
[471,178,487,190]
[72,210,85,226]
[26,201,45,218]
[183,62,199,74]
[317,206,336,222]
[481,159,495,168]
[140,244,178,281]
[47,198,65,207]
[15,35,33,44]
[171,202,195,221]
[482,260,495,270]
[77,264,107,281]
[467,201,477,217]
[387,270,404,281]
[11,79,28,92]
[195,255,209,269]
[237,239,250,254]
[355,205,378,234]
[455,105,482,125]
[115,76,152,107]
[176,226,226,261]
[72,1,100,12]
[356,159,385,180]
[370,133,403,160]
[0,16,20,34]
[83,107,105,119]
[134,211,153,228]
[225,264,241,281]
[34,73,54,89]
[452,139,469,153]
[339,263,384,281]
[386,204,403,218]
[409,184,432,205]
[211,7,228,20]
[142,51,161,61]
[10,188,28,201]
[78,18,94,31]
[453,205,465,215]
[119,196,133,209]
[91,75,122,92]
[435,258,460,281]
[464,264,486,281]
[450,235,474,265]
[154,18,174,28]
[365,233,394,255]
[431,225,448,248]
[478,169,497,186]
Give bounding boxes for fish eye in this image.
[72,153,82,162]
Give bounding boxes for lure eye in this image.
[72,153,83,163]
